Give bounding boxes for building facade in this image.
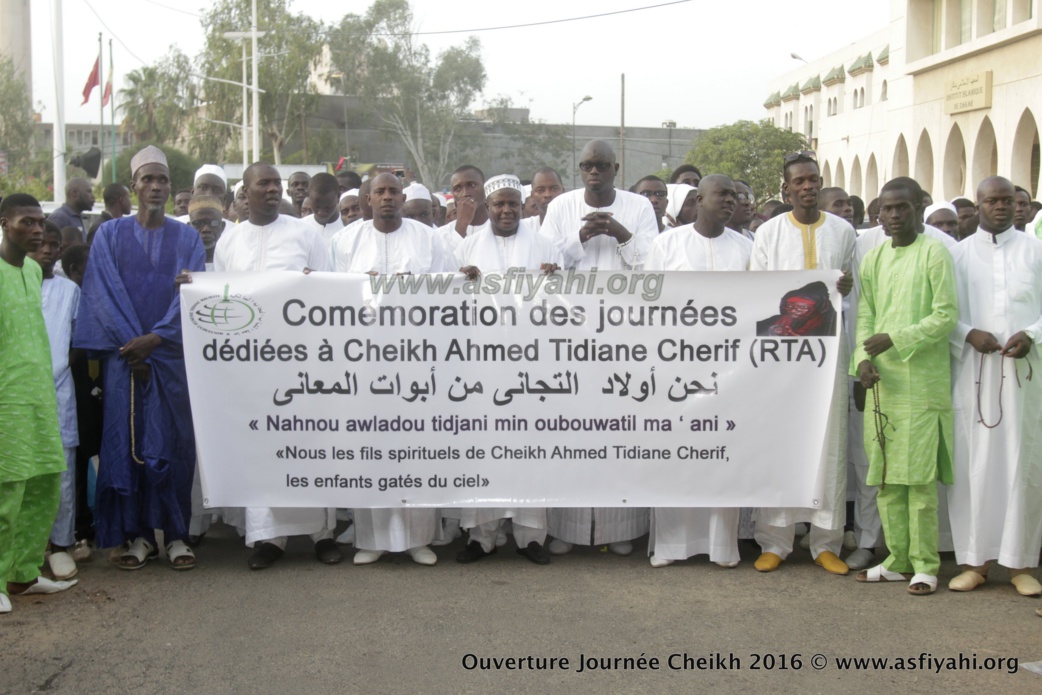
[764,0,1041,202]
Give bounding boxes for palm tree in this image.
[118,50,196,145]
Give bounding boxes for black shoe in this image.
[187,533,205,548]
[315,538,344,565]
[516,541,551,565]
[456,540,496,564]
[248,542,284,570]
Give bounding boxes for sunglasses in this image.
[579,161,614,173]
[191,218,224,231]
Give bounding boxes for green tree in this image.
[481,96,571,179]
[0,55,36,172]
[196,0,324,164]
[683,119,807,203]
[118,49,196,146]
[327,0,486,187]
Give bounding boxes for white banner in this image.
[181,269,841,508]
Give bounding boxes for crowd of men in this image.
[2,140,1042,619]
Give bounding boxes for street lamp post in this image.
[223,30,267,165]
[572,95,592,189]
[662,120,676,170]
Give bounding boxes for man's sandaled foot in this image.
[908,573,938,595]
[71,539,93,563]
[119,538,158,570]
[754,552,783,572]
[814,550,849,575]
[12,577,78,595]
[315,538,344,565]
[248,542,284,570]
[166,540,196,571]
[47,551,78,580]
[948,569,986,592]
[1010,574,1042,597]
[856,564,912,583]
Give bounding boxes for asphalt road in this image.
[2,525,1040,694]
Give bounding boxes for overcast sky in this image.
[32,0,890,130]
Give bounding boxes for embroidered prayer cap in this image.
[340,188,360,202]
[194,164,227,186]
[188,195,224,215]
[484,174,524,198]
[404,182,432,202]
[924,201,957,220]
[130,145,168,177]
[232,181,244,195]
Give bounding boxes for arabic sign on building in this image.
[181,269,841,509]
[945,71,993,115]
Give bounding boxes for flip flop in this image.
[13,577,78,595]
[856,563,912,583]
[119,538,158,570]
[166,540,196,571]
[908,573,938,595]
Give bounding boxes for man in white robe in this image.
[330,172,456,566]
[402,182,436,228]
[749,152,855,575]
[29,222,81,580]
[300,173,344,243]
[541,140,658,555]
[174,165,227,224]
[947,176,1042,597]
[645,175,751,568]
[436,166,489,257]
[453,175,562,565]
[212,162,339,570]
[529,167,565,226]
[542,140,657,273]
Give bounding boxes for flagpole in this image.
[98,33,104,183]
[109,39,116,183]
[51,0,67,200]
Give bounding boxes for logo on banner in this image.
[189,284,264,335]
[755,281,836,337]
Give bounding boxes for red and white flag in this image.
[102,53,113,107]
[82,54,100,105]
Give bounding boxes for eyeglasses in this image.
[638,190,667,199]
[736,194,754,204]
[783,150,818,164]
[191,218,224,231]
[579,161,614,173]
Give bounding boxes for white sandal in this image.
[856,563,911,583]
[119,538,158,570]
[908,573,938,595]
[166,540,196,571]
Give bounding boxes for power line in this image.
[141,0,202,17]
[81,0,146,64]
[376,0,693,36]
